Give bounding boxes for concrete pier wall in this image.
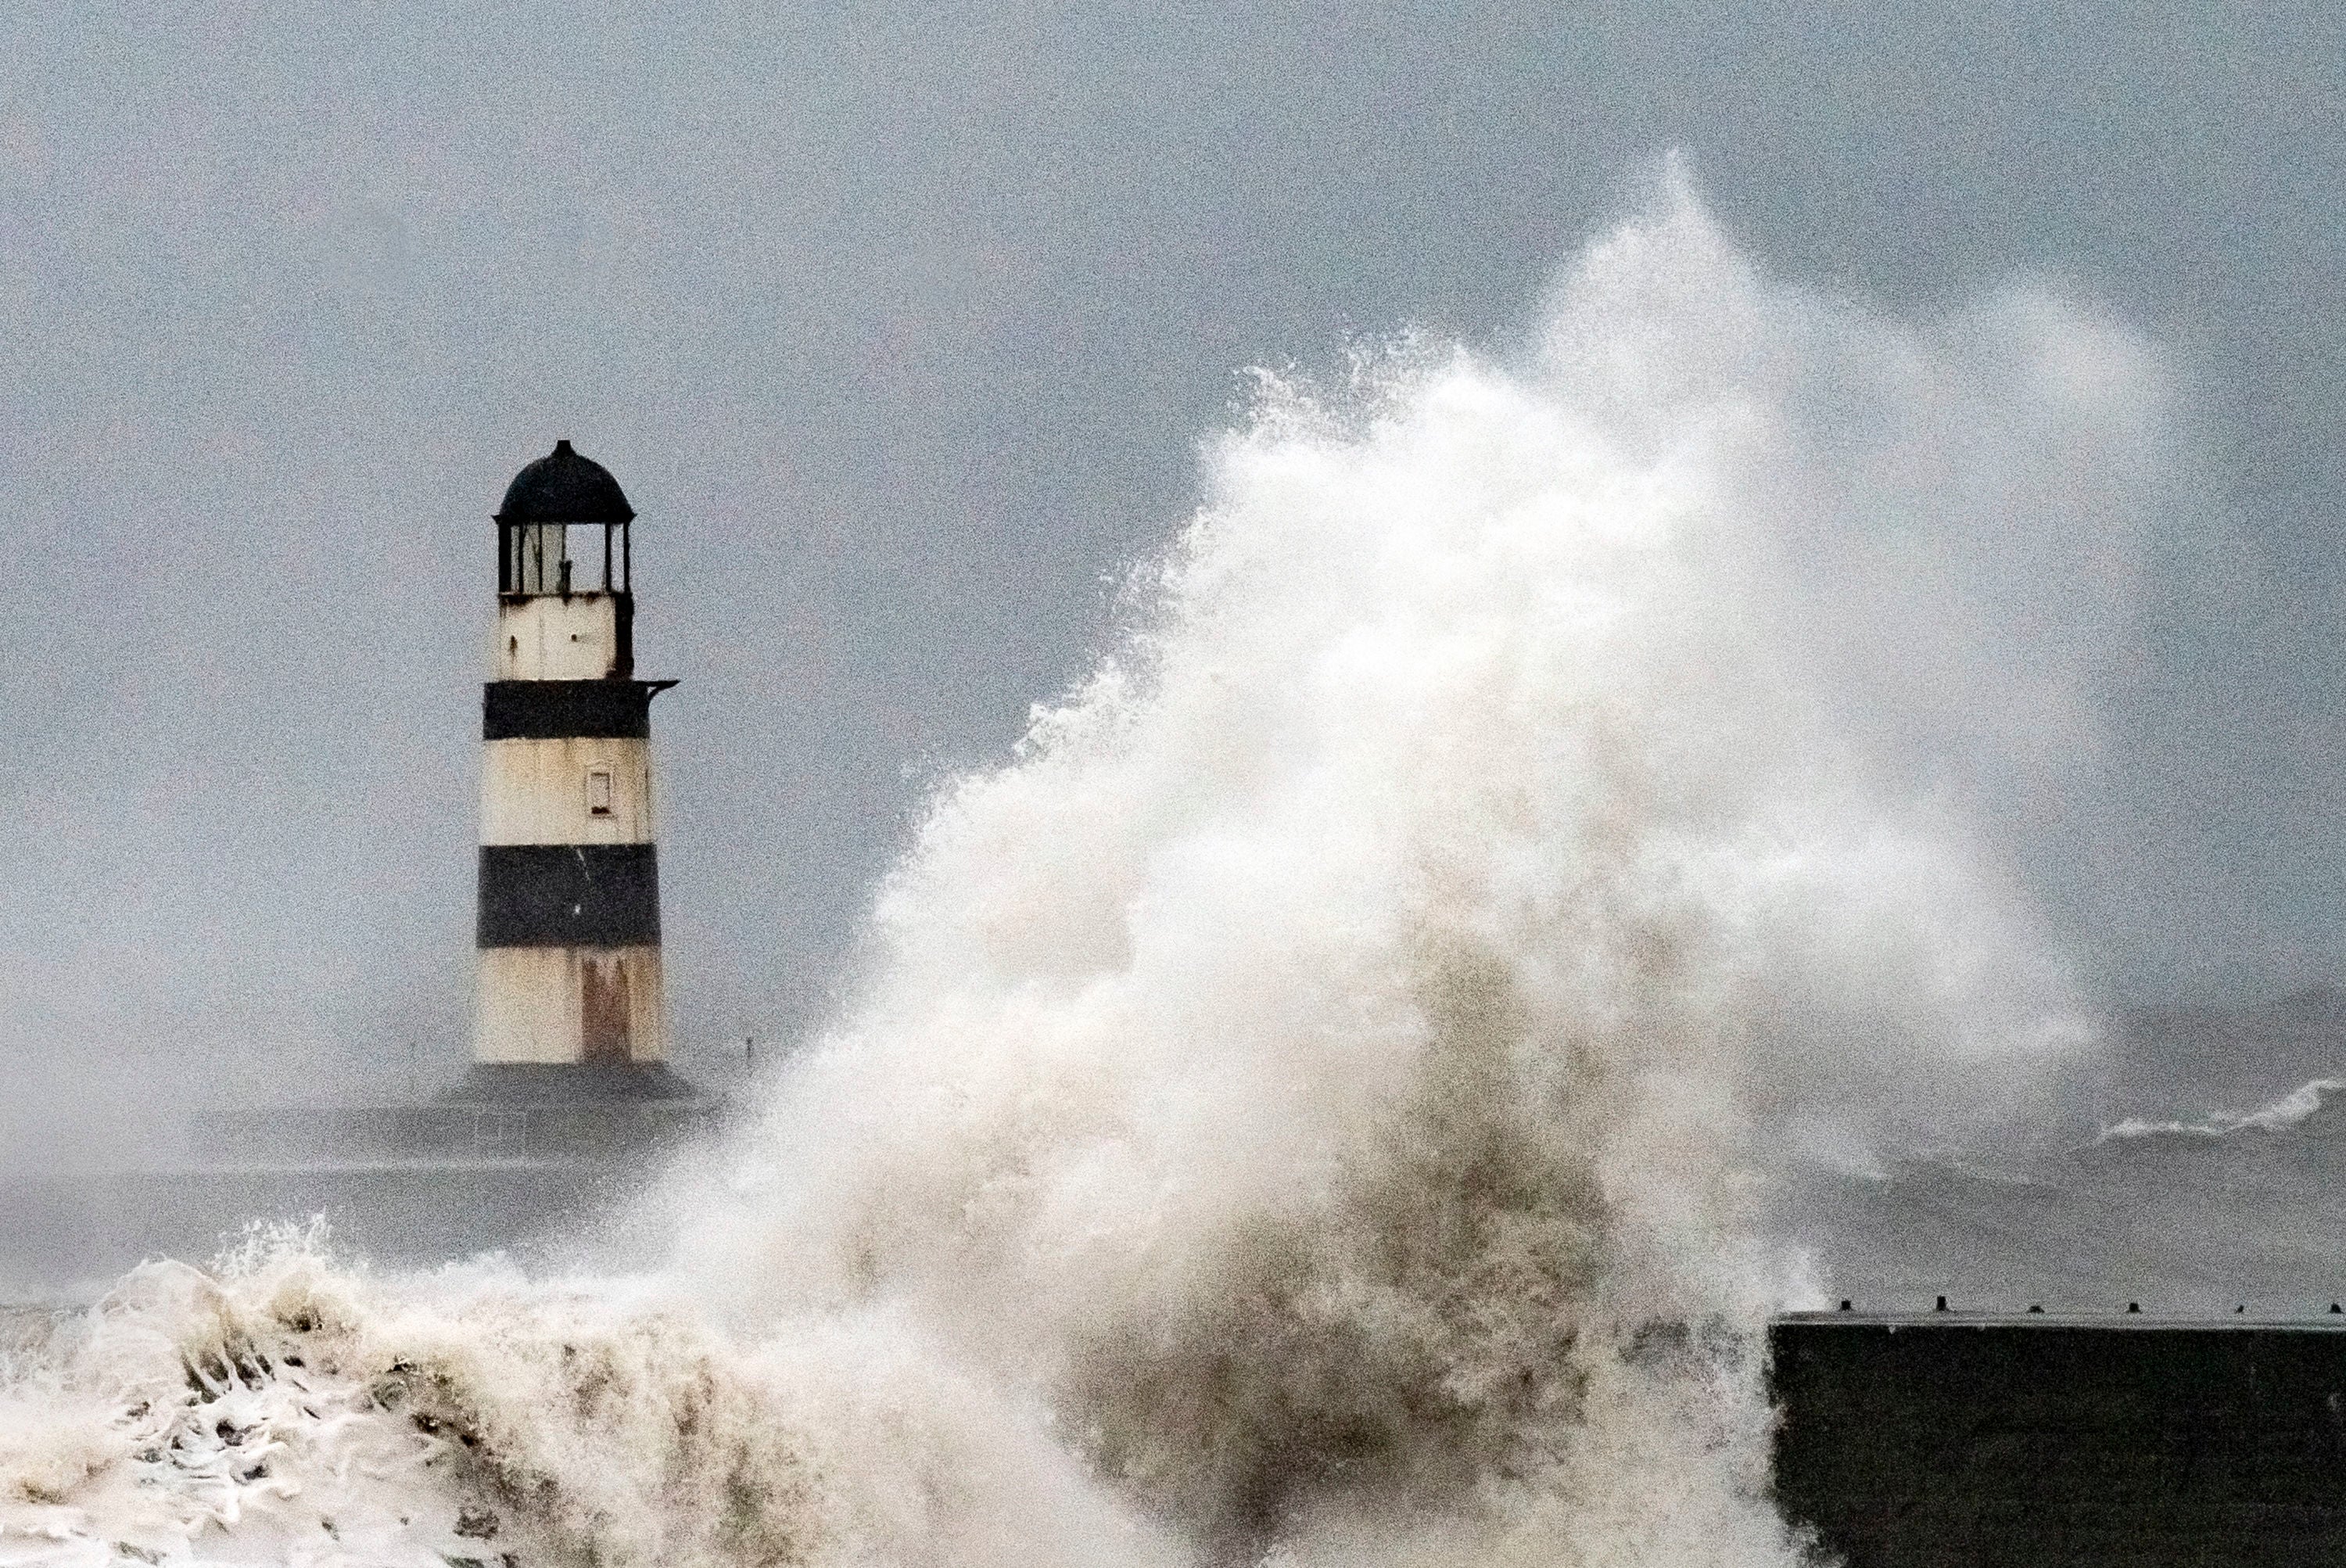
[1771,1316,2346,1566]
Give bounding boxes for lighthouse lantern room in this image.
[474,440,673,1070]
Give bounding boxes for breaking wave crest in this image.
[2099,1078,2346,1143]
[0,170,2170,1565]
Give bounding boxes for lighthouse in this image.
[473,440,675,1074]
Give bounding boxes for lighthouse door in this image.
[579,954,633,1064]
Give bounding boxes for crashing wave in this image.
[0,167,2168,1566]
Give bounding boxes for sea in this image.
[0,173,2305,1566]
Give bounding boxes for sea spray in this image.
[0,1229,1182,1566]
[0,173,2171,1565]
[671,176,2148,1559]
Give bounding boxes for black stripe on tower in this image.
[477,844,662,947]
[484,680,674,741]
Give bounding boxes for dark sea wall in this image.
[1771,1317,2346,1566]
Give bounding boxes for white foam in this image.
[2100,1077,2346,1143]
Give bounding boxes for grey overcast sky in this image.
[1,2,2341,1111]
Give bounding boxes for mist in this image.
[2,5,2342,1161]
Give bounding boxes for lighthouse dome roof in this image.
[496,440,636,524]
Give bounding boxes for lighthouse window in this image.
[586,769,615,816]
[507,522,567,594]
[500,521,626,595]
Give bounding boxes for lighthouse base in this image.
[447,1060,702,1103]
[192,1067,723,1169]
[474,945,668,1066]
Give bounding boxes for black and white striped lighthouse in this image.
[473,441,675,1070]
